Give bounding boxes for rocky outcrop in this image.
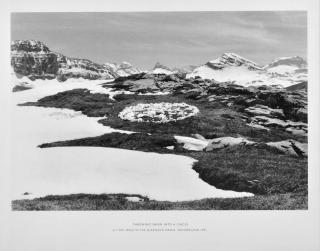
[266,140,307,157]
[174,134,307,158]
[109,72,308,138]
[12,82,33,92]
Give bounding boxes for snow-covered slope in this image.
[11,76,253,201]
[187,53,266,85]
[264,56,308,83]
[187,53,307,87]
[264,56,307,72]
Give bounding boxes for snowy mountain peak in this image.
[119,61,133,69]
[152,62,174,75]
[153,62,172,71]
[103,61,143,77]
[265,56,307,69]
[207,52,263,71]
[264,56,307,78]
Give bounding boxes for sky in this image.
[11,12,307,69]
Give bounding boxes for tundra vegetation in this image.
[14,72,308,210]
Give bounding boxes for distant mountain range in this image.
[11,40,144,81]
[152,62,198,75]
[11,40,307,87]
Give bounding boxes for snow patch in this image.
[175,136,209,151]
[126,196,144,202]
[152,68,174,75]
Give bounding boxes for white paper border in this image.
[1,0,319,250]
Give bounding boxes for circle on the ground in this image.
[119,102,199,123]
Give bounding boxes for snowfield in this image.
[11,78,253,201]
[265,65,299,74]
[187,65,300,87]
[12,73,117,101]
[119,102,199,123]
[152,68,174,75]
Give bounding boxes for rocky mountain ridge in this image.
[206,52,264,71]
[11,40,143,81]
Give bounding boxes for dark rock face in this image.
[207,83,255,96]
[11,41,59,78]
[11,40,50,53]
[11,40,119,81]
[256,91,307,122]
[205,52,263,71]
[12,82,33,92]
[56,53,116,80]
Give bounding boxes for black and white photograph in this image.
[9,11,309,210]
[1,0,320,250]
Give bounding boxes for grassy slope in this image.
[39,132,177,153]
[12,193,307,210]
[190,146,307,195]
[21,88,115,117]
[99,93,306,142]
